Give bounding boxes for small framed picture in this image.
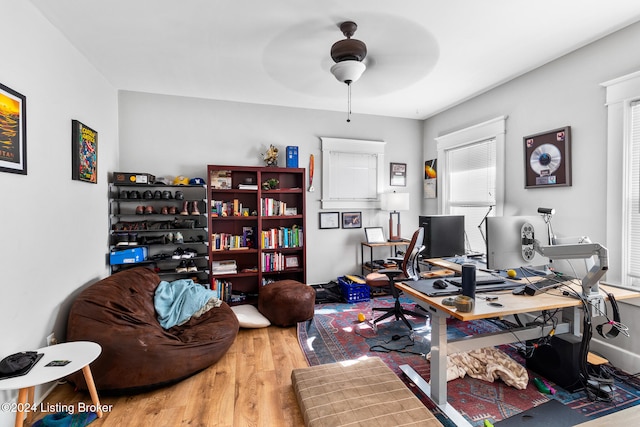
[284,207,298,216]
[390,162,406,186]
[364,227,386,243]
[319,211,340,229]
[342,212,362,229]
[284,255,299,269]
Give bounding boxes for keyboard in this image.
[446,272,505,287]
[527,275,576,290]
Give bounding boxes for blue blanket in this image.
[154,279,218,329]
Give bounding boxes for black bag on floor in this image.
[312,281,344,304]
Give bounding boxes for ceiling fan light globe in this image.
[330,60,366,84]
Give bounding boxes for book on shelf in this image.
[211,259,236,268]
[260,197,289,216]
[211,199,248,217]
[230,293,246,303]
[211,269,237,275]
[242,226,256,248]
[211,259,237,275]
[262,252,286,272]
[260,226,303,249]
[211,232,252,250]
[238,183,258,190]
[211,278,233,302]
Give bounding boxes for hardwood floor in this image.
[31,326,308,426]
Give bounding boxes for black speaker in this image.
[526,334,584,392]
[461,263,476,298]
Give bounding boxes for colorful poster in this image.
[72,120,98,183]
[0,83,27,175]
[424,159,437,198]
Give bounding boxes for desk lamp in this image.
[381,191,410,242]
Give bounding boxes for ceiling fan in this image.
[329,21,368,122]
[262,14,439,116]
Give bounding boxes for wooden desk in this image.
[0,341,103,427]
[396,280,639,427]
[360,240,409,275]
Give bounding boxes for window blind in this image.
[628,101,640,281]
[446,138,496,253]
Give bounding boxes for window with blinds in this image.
[445,138,497,253]
[627,101,640,284]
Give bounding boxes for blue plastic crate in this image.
[338,276,370,303]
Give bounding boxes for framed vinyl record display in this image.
[523,126,571,189]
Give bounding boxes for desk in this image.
[395,280,639,427]
[0,341,103,427]
[360,240,409,275]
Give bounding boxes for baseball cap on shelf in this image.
[189,177,205,185]
[173,176,189,185]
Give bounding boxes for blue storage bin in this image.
[338,276,370,303]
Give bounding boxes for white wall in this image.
[118,91,424,285]
[0,2,118,424]
[423,21,640,373]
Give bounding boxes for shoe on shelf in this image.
[182,248,198,259]
[160,206,169,215]
[174,191,184,200]
[166,232,174,243]
[176,260,188,273]
[140,235,167,245]
[128,232,138,245]
[129,190,140,199]
[143,190,154,199]
[187,234,205,243]
[175,231,184,244]
[180,201,190,215]
[161,190,173,200]
[115,233,129,246]
[144,206,157,215]
[186,260,198,273]
[173,219,195,229]
[191,201,201,215]
[119,190,129,199]
[135,205,145,215]
[154,190,163,199]
[172,248,184,259]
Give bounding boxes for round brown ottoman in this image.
[258,280,315,326]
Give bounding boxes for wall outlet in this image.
[47,333,57,346]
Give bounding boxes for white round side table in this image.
[0,341,103,427]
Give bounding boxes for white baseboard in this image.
[589,337,640,374]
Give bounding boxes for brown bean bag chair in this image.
[66,267,239,393]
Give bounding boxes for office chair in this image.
[365,228,427,330]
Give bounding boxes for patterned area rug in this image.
[297,296,640,426]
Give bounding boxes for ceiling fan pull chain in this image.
[347,82,352,122]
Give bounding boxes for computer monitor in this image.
[419,215,465,258]
[485,215,550,270]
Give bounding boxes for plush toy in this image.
[263,144,279,167]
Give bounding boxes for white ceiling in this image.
[29,0,640,120]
